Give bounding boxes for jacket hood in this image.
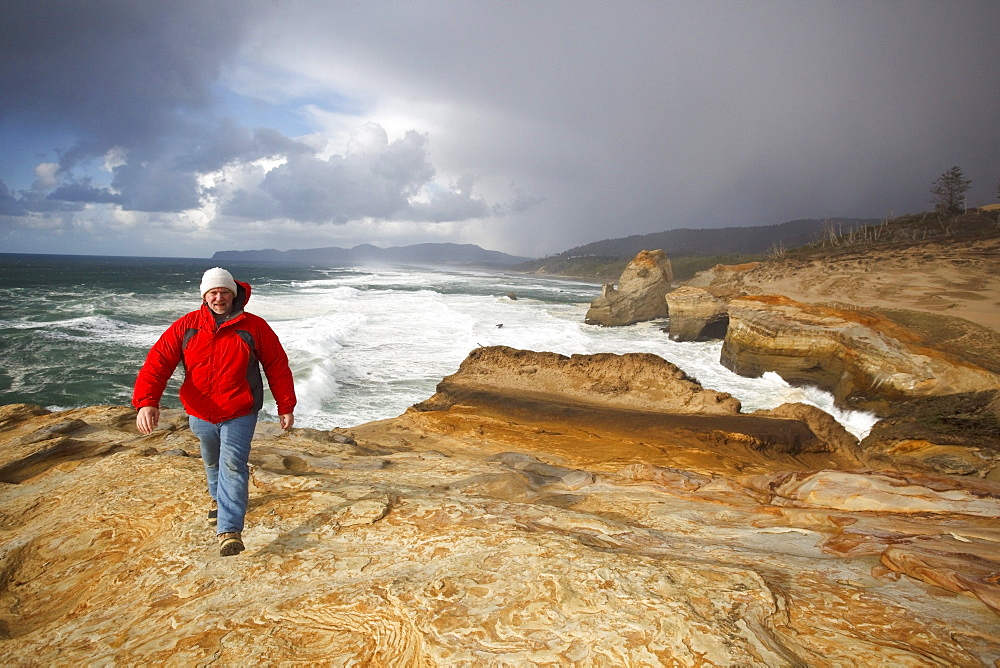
[235,280,251,309]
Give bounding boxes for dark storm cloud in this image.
[3,0,999,257]
[111,160,204,213]
[0,0,276,213]
[406,174,490,223]
[48,180,123,205]
[0,181,27,217]
[1,1,498,227]
[1,0,247,155]
[173,120,314,174]
[1,178,88,215]
[258,0,999,248]
[108,119,316,213]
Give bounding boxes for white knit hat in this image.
[200,267,238,297]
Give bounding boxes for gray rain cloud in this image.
[1,0,999,257]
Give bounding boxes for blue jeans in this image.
[189,412,258,535]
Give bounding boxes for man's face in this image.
[205,288,235,315]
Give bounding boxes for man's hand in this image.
[279,413,294,430]
[136,406,160,435]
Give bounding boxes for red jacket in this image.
[133,280,296,423]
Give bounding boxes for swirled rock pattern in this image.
[2,344,999,665]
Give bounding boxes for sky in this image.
[2,1,999,259]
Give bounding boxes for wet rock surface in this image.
[860,390,1000,480]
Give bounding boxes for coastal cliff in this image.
[720,295,1000,413]
[2,348,999,664]
[655,232,1000,474]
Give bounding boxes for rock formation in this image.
[664,235,1000,466]
[860,389,1000,479]
[664,285,733,341]
[585,249,672,326]
[416,345,742,416]
[2,348,999,665]
[720,295,1000,414]
[683,238,1000,333]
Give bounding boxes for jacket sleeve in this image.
[132,318,186,410]
[255,319,297,415]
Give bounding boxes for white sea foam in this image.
[1,261,877,439]
[1,314,159,348]
[246,266,879,438]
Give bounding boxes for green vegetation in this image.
[518,163,1000,282]
[515,256,629,280]
[930,165,973,216]
[789,208,1000,260]
[517,206,1000,282]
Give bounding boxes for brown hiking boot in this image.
[207,500,218,524]
[218,532,244,557]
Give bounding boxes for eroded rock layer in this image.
[860,390,1000,480]
[417,345,742,416]
[585,249,673,326]
[2,349,999,665]
[665,285,733,342]
[683,238,1000,333]
[721,295,1000,414]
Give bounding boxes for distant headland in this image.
[212,242,529,267]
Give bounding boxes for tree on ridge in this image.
[930,166,972,216]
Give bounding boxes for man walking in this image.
[134,267,296,556]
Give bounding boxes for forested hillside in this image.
[518,217,878,280]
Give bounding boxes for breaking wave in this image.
[0,255,878,438]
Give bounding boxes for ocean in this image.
[0,253,877,438]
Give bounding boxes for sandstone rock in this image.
[676,244,1000,456]
[720,295,1000,414]
[751,402,863,463]
[488,452,595,490]
[0,403,49,431]
[683,261,762,289]
[413,348,875,474]
[740,469,1000,517]
[664,285,733,341]
[3,365,1000,663]
[880,541,1000,615]
[681,238,1000,333]
[860,390,1000,480]
[417,345,741,416]
[585,249,672,326]
[616,462,712,490]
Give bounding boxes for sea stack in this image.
[585,249,673,326]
